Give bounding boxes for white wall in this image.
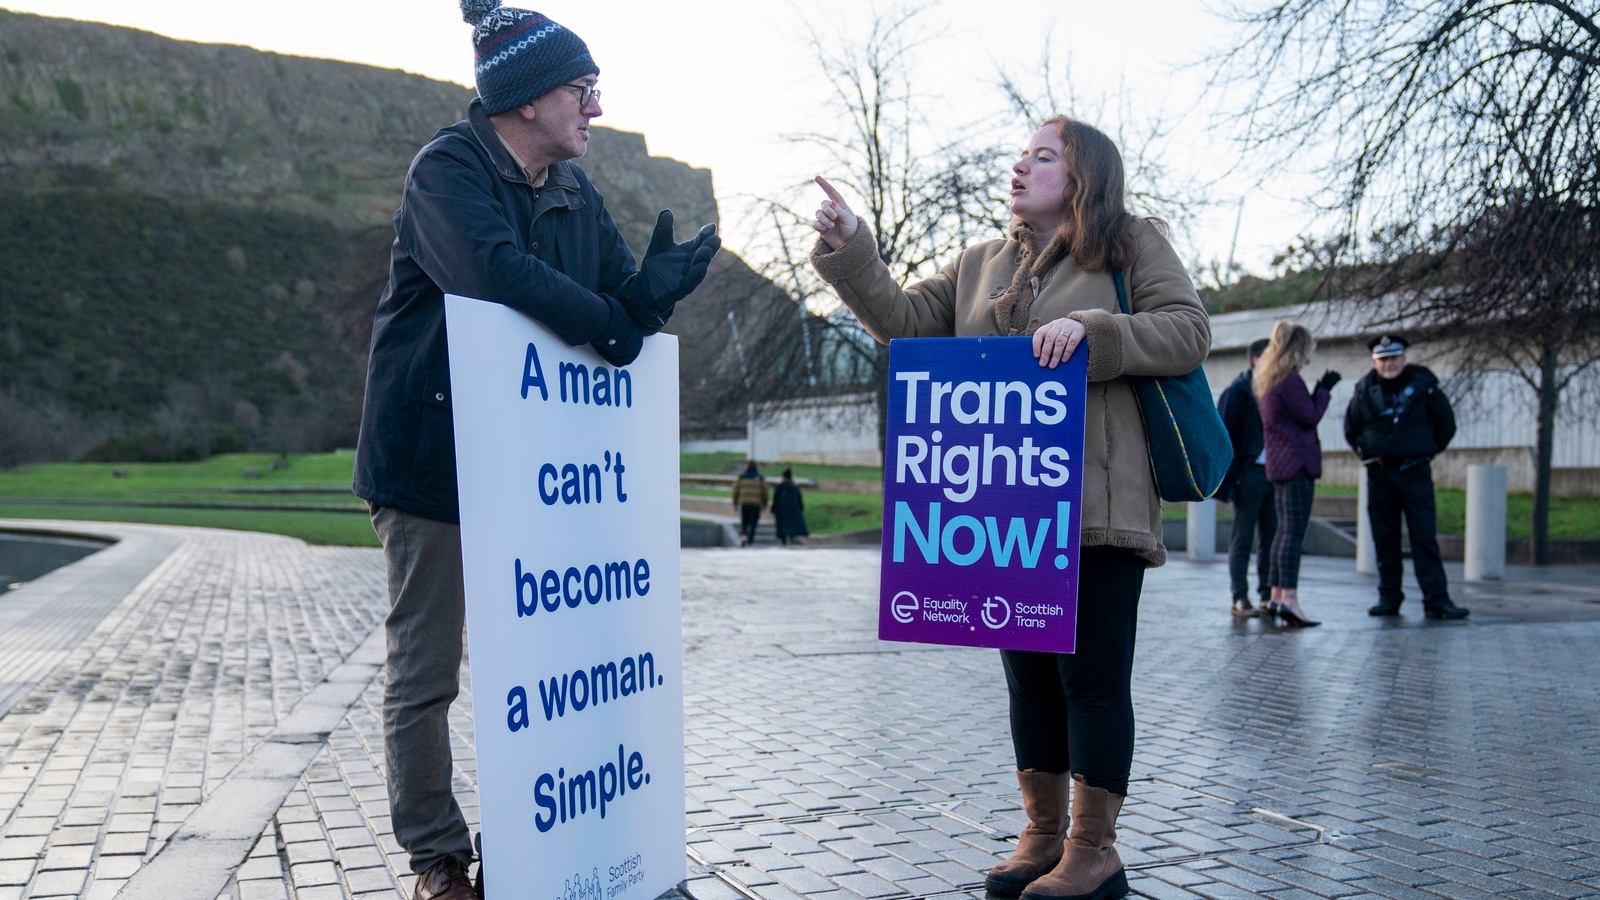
[747,393,881,466]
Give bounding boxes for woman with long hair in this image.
[1253,321,1341,626]
[809,116,1210,900]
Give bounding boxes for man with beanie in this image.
[352,3,720,897]
[1216,338,1275,617]
[1344,335,1469,620]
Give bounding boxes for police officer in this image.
[1344,335,1469,619]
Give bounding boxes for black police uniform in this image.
[1343,361,1465,616]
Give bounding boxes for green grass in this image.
[0,502,378,546]
[1197,485,1599,539]
[10,453,1589,544]
[803,492,883,535]
[1434,490,1599,540]
[679,452,747,475]
[680,453,882,483]
[0,453,359,499]
[0,453,369,545]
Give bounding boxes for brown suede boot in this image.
[1019,775,1128,900]
[985,770,1071,896]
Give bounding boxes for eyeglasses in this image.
[562,82,601,108]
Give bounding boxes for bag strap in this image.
[1112,269,1130,315]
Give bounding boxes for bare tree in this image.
[995,36,1213,260]
[721,5,1014,454]
[1215,0,1600,563]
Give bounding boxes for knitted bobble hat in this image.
[460,0,597,116]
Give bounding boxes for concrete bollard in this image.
[1356,466,1377,575]
[1465,464,1507,581]
[1187,498,1217,561]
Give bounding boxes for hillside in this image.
[0,8,785,464]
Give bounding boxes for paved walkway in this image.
[1,519,1598,900]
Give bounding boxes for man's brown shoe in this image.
[415,855,477,900]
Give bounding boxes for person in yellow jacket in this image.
[731,461,769,547]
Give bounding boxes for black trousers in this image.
[1000,546,1145,796]
[1369,465,1451,607]
[1269,473,1315,588]
[1228,465,1276,602]
[739,504,761,543]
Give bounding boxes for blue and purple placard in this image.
[880,336,1086,653]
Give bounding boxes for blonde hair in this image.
[1253,321,1314,397]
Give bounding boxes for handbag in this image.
[1112,270,1232,502]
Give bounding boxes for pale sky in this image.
[3,0,1323,277]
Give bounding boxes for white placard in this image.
[446,295,685,900]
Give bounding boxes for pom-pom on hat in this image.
[461,0,597,116]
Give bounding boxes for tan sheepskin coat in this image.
[810,219,1211,567]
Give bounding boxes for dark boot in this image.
[415,855,476,900]
[985,771,1071,896]
[1368,598,1402,616]
[1424,597,1470,619]
[1019,776,1128,900]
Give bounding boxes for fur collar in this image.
[993,219,1073,335]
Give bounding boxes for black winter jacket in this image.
[353,100,645,523]
[1343,365,1456,463]
[1215,370,1264,503]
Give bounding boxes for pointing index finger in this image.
[814,176,845,205]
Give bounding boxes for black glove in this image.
[624,210,721,332]
[591,294,644,367]
[1316,369,1342,392]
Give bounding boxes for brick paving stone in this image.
[0,859,33,886]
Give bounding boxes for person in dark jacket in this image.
[771,468,809,545]
[350,5,719,898]
[1216,338,1274,618]
[1344,335,1469,619]
[1255,321,1340,627]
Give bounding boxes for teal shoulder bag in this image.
[1112,270,1232,502]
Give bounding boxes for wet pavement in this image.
[1,518,1598,900]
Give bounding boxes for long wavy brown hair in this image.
[1253,321,1315,397]
[1041,115,1160,273]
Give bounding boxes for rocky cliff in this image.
[0,9,775,462]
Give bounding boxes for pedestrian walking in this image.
[1254,321,1339,627]
[810,115,1210,900]
[1344,335,1469,619]
[1216,337,1275,618]
[350,4,719,897]
[771,468,808,545]
[732,461,768,546]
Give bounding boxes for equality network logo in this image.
[890,591,920,624]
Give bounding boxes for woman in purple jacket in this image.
[1254,322,1341,626]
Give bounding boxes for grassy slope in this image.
[0,453,375,546]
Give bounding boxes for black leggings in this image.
[1000,546,1145,796]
